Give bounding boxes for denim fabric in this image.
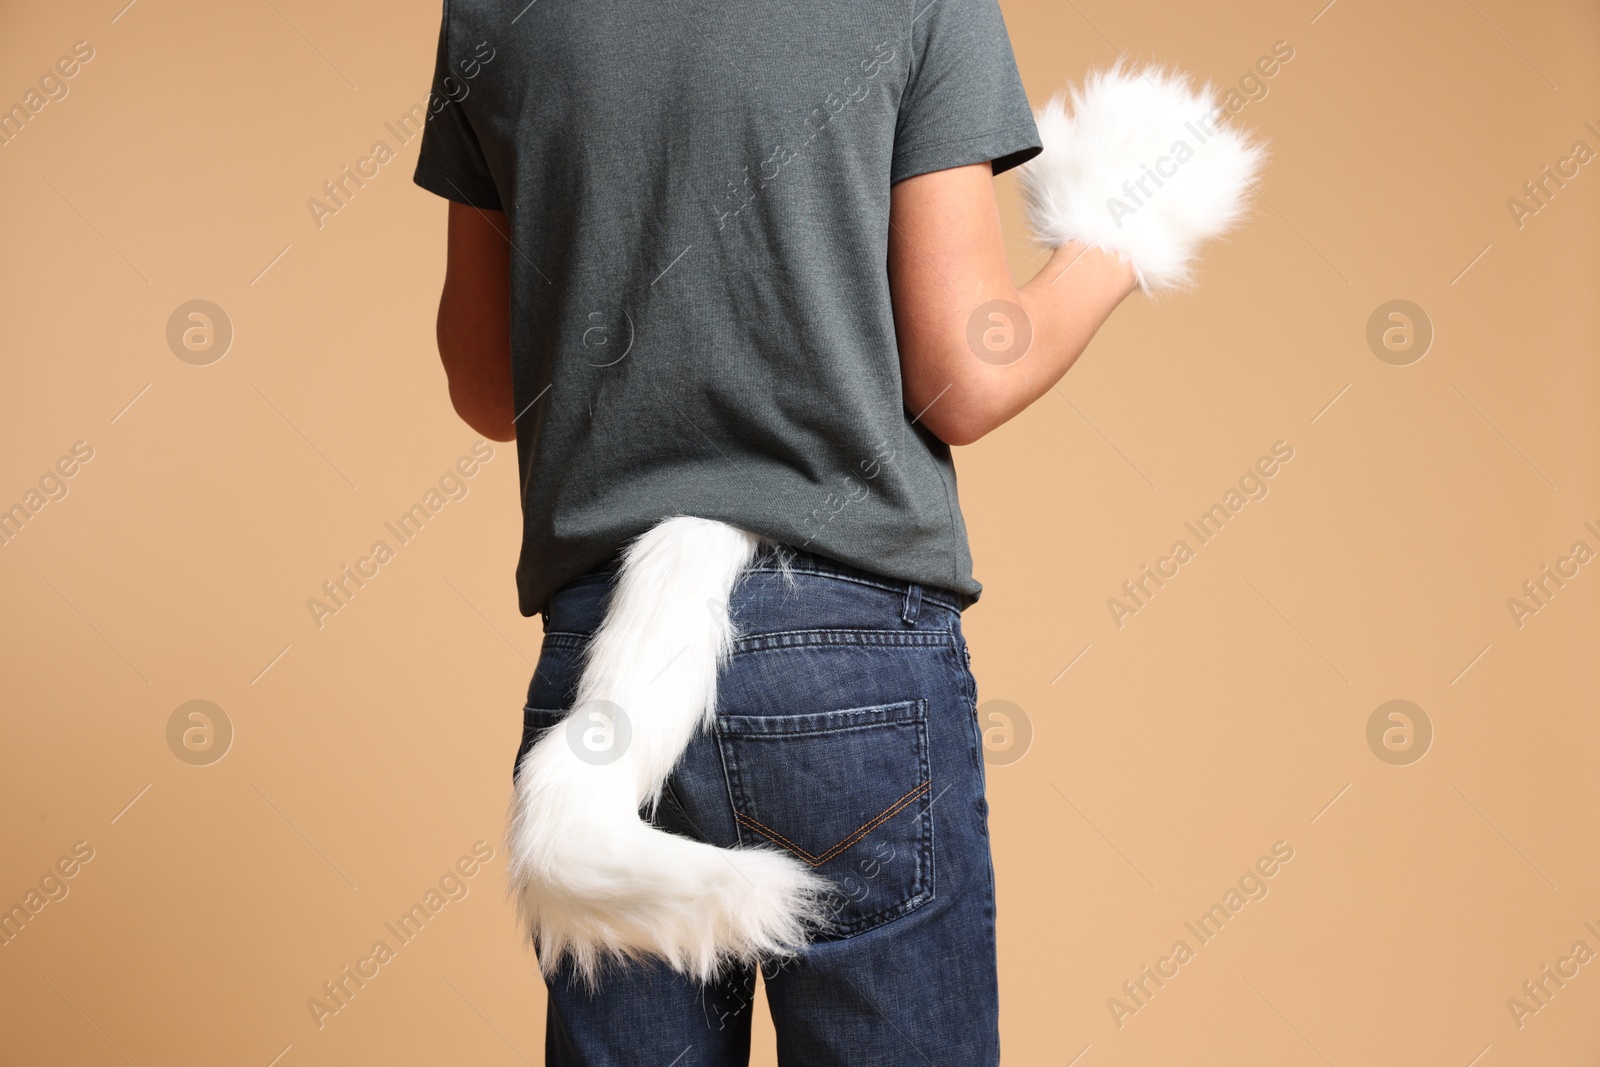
[515,546,999,1066]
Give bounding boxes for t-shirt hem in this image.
[517,549,981,619]
[890,119,1043,185]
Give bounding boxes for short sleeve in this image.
[412,1,503,210]
[890,0,1042,185]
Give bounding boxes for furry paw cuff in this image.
[1018,65,1267,291]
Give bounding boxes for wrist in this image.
[1051,241,1139,298]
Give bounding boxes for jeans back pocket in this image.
[714,698,934,939]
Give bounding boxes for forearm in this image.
[889,161,1138,447]
[933,241,1136,444]
[895,239,1135,447]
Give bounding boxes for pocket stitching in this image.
[715,696,935,938]
[716,697,925,738]
[735,778,931,867]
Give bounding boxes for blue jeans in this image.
[517,545,999,1066]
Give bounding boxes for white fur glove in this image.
[1017,65,1267,292]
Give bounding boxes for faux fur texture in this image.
[507,516,831,987]
[1018,64,1267,291]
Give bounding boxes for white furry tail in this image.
[1018,64,1267,291]
[507,516,831,986]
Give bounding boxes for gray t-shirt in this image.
[414,0,1041,616]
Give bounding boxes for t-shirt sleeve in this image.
[890,0,1042,185]
[412,2,503,210]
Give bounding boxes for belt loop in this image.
[901,582,923,626]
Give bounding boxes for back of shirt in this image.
[415,0,1041,616]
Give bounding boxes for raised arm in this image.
[888,162,1137,447]
[892,67,1267,447]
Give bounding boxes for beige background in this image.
[2,0,1597,1064]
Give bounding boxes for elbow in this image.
[437,313,516,442]
[472,414,518,443]
[447,380,516,441]
[920,411,986,448]
[906,371,996,447]
[914,398,994,448]
[901,336,1013,447]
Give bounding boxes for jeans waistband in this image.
[547,542,964,629]
[746,544,965,615]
